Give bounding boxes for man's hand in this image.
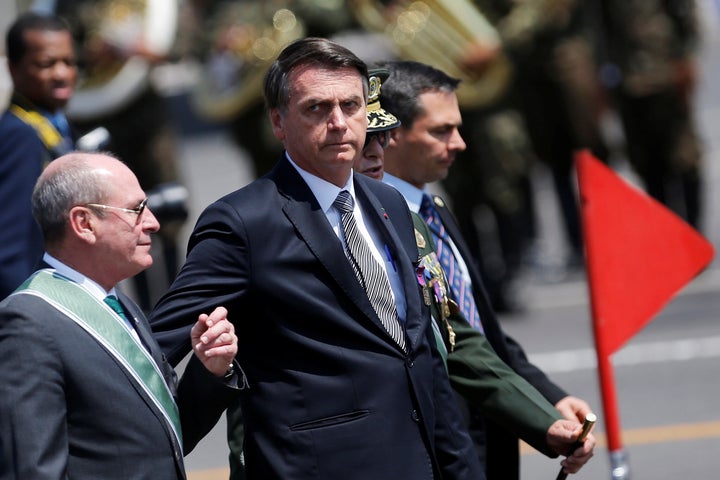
[191,306,237,377]
[546,419,596,474]
[555,395,592,423]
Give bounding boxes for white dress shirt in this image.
[287,154,408,322]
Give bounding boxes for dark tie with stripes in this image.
[334,190,406,350]
[420,194,483,333]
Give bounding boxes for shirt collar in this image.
[43,252,116,301]
[382,173,427,213]
[285,152,355,214]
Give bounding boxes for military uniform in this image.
[598,0,701,228]
[0,93,75,299]
[411,213,562,458]
[444,0,609,281]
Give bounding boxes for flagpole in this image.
[578,149,632,479]
[594,341,631,479]
[588,255,631,479]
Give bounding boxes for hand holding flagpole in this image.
[555,413,597,480]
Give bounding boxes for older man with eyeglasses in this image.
[0,151,244,479]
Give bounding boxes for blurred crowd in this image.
[177,0,705,313]
[0,0,706,312]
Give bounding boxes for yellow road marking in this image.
[188,468,228,480]
[187,421,720,479]
[520,420,720,455]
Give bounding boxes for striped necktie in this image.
[334,190,406,350]
[419,194,483,332]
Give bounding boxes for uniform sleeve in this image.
[500,331,568,404]
[446,314,562,456]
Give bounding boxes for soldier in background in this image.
[0,12,77,299]
[507,0,609,269]
[440,0,610,315]
[597,0,702,229]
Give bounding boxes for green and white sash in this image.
[13,269,183,449]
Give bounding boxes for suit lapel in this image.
[354,177,426,353]
[116,291,185,467]
[117,292,169,375]
[274,160,399,348]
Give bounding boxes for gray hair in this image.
[31,152,112,245]
[263,37,369,112]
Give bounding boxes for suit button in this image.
[411,409,419,422]
[407,358,414,368]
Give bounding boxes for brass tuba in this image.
[349,0,513,109]
[26,0,180,122]
[190,2,305,121]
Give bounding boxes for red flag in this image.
[577,150,714,355]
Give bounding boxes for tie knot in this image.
[420,194,435,218]
[104,295,127,319]
[334,190,354,214]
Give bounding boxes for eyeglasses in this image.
[364,130,391,149]
[85,198,148,219]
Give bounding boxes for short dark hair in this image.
[263,37,368,112]
[6,12,71,65]
[375,61,460,129]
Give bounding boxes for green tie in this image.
[104,295,129,322]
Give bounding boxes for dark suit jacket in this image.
[0,110,47,299]
[0,287,237,480]
[150,156,484,480]
[430,195,568,480]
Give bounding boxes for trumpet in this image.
[349,0,513,109]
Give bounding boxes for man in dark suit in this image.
[150,37,483,479]
[0,12,77,299]
[0,151,242,479]
[377,60,594,480]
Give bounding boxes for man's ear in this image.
[68,206,97,244]
[387,127,402,147]
[269,108,285,141]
